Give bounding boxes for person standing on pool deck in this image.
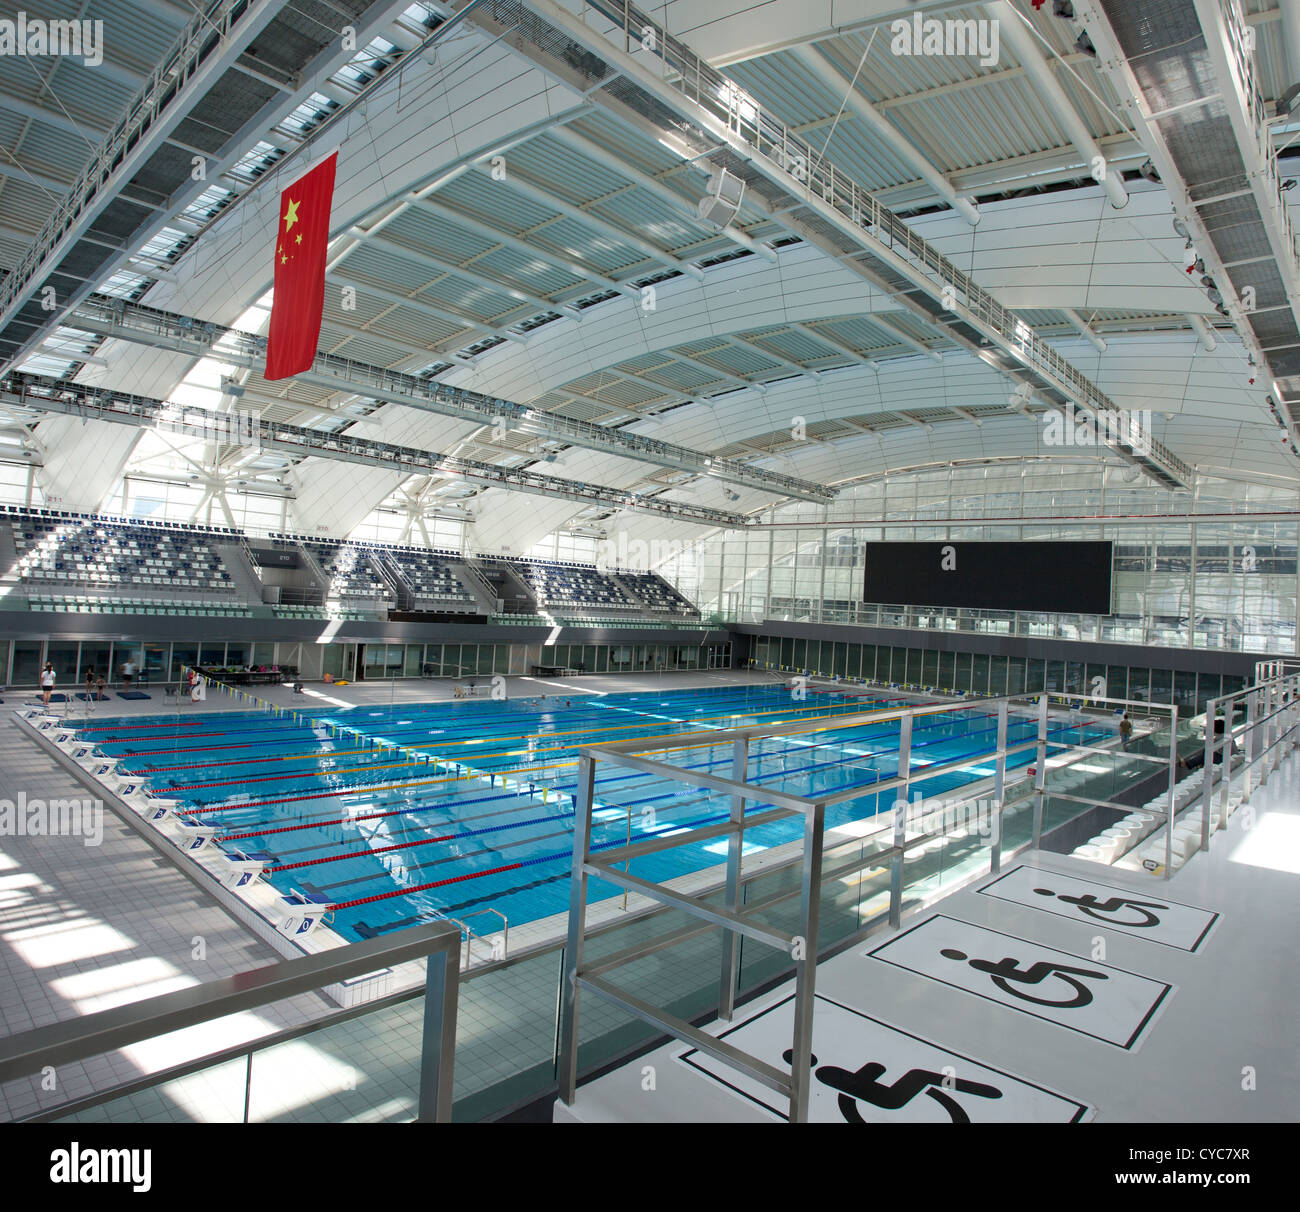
[40,662,55,706]
[122,657,136,690]
[1119,712,1133,748]
[84,667,95,699]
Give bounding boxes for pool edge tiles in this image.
[14,708,401,1010]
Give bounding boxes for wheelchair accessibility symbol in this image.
[1033,888,1168,929]
[868,916,1173,1048]
[786,1048,1004,1123]
[940,949,1108,1008]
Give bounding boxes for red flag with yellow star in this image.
[264,153,337,381]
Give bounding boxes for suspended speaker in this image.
[697,167,745,228]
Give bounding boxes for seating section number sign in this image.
[677,994,1091,1122]
[866,916,1173,1050]
[976,866,1220,952]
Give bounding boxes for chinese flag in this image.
[264,153,337,381]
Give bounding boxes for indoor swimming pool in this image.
[69,685,1110,940]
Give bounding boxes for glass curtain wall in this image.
[663,462,1300,655]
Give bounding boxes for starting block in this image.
[142,797,180,824]
[220,850,271,890]
[173,821,222,852]
[276,891,334,938]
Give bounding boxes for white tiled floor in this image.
[558,751,1300,1123]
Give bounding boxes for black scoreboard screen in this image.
[862,541,1113,615]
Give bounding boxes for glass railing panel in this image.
[452,949,564,1121]
[574,904,725,1075]
[51,1055,248,1125]
[244,999,425,1124]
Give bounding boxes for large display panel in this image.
[862,541,1113,614]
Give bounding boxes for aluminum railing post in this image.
[991,699,1008,873]
[557,753,597,1105]
[1244,689,1258,801]
[417,943,459,1123]
[718,736,749,1022]
[1032,693,1048,850]
[1165,706,1179,880]
[889,713,912,930]
[789,801,826,1125]
[1200,697,1216,855]
[1270,679,1281,773]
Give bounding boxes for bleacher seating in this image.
[304,541,395,604]
[0,508,702,623]
[517,560,640,616]
[616,570,700,617]
[11,516,236,598]
[382,550,476,610]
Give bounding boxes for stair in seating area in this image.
[211,541,275,617]
[446,559,497,614]
[611,572,657,613]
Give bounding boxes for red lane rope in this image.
[331,862,523,910]
[139,749,359,774]
[272,831,456,871]
[177,778,444,812]
[163,758,410,792]
[224,809,409,840]
[76,720,207,733]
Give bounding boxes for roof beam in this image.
[663,348,771,393]
[787,44,980,225]
[342,226,582,320]
[869,316,942,363]
[791,321,877,368]
[546,124,778,264]
[1188,314,1218,352]
[412,197,638,300]
[466,162,706,281]
[324,264,529,345]
[1061,308,1108,354]
[1,372,749,528]
[990,0,1129,210]
[66,294,834,502]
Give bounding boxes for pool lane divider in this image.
[163,705,891,813]
[165,703,1031,821]
[106,691,884,764]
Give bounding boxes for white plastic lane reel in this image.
[220,848,271,891]
[276,890,335,939]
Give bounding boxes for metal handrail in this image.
[0,921,462,1122]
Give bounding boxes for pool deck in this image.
[557,750,1300,1124]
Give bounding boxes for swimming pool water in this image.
[74,685,1108,941]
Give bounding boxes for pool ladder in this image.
[438,907,509,969]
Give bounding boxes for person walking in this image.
[40,662,56,707]
[1119,712,1133,749]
